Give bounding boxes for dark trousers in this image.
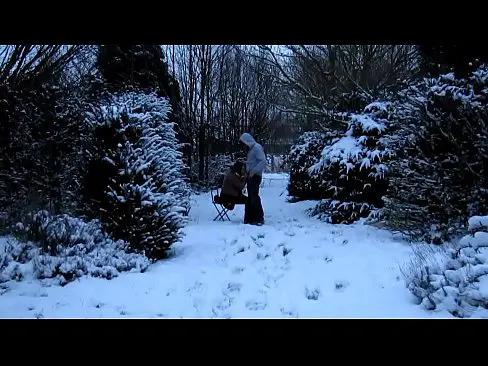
[220,193,248,210]
[246,175,264,223]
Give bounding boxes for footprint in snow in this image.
[212,282,244,316]
[214,295,233,313]
[231,266,245,274]
[54,301,67,309]
[217,254,229,266]
[305,286,321,301]
[246,299,267,311]
[264,273,285,288]
[187,281,204,294]
[235,246,247,254]
[280,307,299,318]
[335,280,350,292]
[282,247,292,257]
[256,252,271,261]
[225,282,243,294]
[284,230,295,237]
[251,236,264,248]
[324,256,333,263]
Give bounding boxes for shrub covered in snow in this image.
[382,66,488,243]
[403,215,488,318]
[0,211,150,286]
[83,91,190,260]
[305,102,393,224]
[0,80,90,231]
[287,131,332,200]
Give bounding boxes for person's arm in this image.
[239,176,247,189]
[230,174,245,192]
[250,145,267,176]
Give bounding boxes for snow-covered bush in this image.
[382,66,488,243]
[403,215,488,318]
[287,131,331,200]
[0,80,90,230]
[83,92,190,260]
[1,211,150,286]
[306,102,394,224]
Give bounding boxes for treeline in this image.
[163,45,299,185]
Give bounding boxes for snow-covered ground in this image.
[0,173,453,318]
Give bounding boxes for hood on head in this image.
[240,133,256,147]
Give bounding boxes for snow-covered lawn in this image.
[0,173,453,318]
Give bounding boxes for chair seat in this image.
[212,192,231,221]
[213,194,235,210]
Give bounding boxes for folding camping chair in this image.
[211,187,233,221]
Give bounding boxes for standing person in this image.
[239,132,267,225]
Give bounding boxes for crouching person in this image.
[220,162,248,212]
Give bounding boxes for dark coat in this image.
[221,171,246,197]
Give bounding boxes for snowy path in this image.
[0,174,451,318]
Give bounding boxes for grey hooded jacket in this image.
[240,133,267,176]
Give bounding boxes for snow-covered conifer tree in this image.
[287,131,330,201]
[84,92,190,259]
[382,66,488,243]
[306,103,393,224]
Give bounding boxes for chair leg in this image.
[213,203,230,221]
[213,204,223,221]
[214,209,230,221]
[213,209,224,221]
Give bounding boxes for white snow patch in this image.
[468,215,488,231]
[350,113,386,133]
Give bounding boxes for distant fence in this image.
[265,154,290,173]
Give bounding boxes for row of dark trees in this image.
[163,45,299,185]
